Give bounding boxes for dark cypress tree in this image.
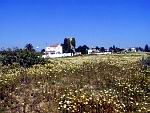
[144,44,149,52]
[63,38,76,53]
[71,38,76,49]
[63,38,69,53]
[113,45,117,53]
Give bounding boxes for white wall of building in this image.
[45,44,63,54]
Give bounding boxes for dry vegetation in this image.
[0,53,150,113]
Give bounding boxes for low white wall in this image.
[88,51,112,55]
[63,53,72,57]
[42,53,72,58]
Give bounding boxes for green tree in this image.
[113,45,117,53]
[63,38,69,53]
[109,47,113,52]
[76,45,89,54]
[41,49,45,53]
[95,46,100,51]
[63,38,76,53]
[100,47,105,52]
[25,43,35,52]
[138,47,143,52]
[71,38,76,49]
[144,44,149,52]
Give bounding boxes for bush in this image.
[142,56,150,66]
[0,49,46,68]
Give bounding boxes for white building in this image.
[42,44,72,58]
[130,47,137,52]
[88,49,93,54]
[88,48,111,55]
[45,44,63,55]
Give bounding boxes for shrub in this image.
[0,49,46,68]
[141,56,150,66]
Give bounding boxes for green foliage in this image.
[0,47,46,68]
[63,38,76,53]
[100,47,105,52]
[76,45,89,54]
[141,56,150,67]
[144,44,149,52]
[71,38,76,49]
[25,43,35,52]
[109,45,124,53]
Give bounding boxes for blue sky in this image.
[0,0,150,49]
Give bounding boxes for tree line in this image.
[0,38,150,67]
[62,38,150,54]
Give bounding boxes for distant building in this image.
[88,49,93,54]
[127,47,137,52]
[130,47,137,52]
[88,48,99,54]
[42,44,72,58]
[45,44,63,55]
[88,48,111,55]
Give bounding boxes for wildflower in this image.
[63,104,67,108]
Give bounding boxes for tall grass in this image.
[0,54,149,113]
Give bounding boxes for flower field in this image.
[0,53,150,113]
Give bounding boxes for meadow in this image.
[0,53,150,113]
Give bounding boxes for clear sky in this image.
[0,0,150,49]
